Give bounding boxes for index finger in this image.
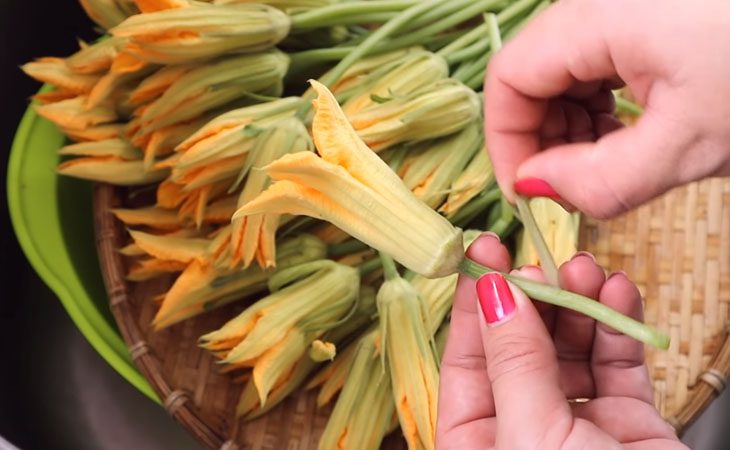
[483,0,621,198]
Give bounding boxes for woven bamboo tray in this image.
[93,178,730,450]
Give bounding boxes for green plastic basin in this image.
[7,88,157,402]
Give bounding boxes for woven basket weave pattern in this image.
[95,178,730,449]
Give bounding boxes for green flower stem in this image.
[295,0,450,118]
[379,253,400,281]
[328,239,369,257]
[450,187,501,228]
[290,0,418,29]
[358,257,382,276]
[441,0,538,61]
[380,0,504,53]
[515,196,559,286]
[395,0,477,34]
[614,93,643,116]
[458,258,671,349]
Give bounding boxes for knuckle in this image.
[486,333,555,383]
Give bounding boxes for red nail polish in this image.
[514,178,561,200]
[476,273,516,325]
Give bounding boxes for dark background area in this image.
[0,2,728,450]
[0,2,196,449]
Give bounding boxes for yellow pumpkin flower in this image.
[133,50,290,134]
[199,260,360,404]
[400,121,481,209]
[230,117,313,269]
[340,49,448,116]
[111,3,290,64]
[347,78,480,151]
[233,80,464,278]
[317,329,395,450]
[440,145,494,217]
[21,57,100,95]
[377,274,439,450]
[153,233,326,329]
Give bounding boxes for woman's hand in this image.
[435,234,687,450]
[484,0,730,218]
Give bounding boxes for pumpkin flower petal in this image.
[79,0,137,29]
[230,117,313,269]
[66,38,125,75]
[21,57,101,94]
[35,96,117,131]
[58,156,168,185]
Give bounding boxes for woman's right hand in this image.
[484,0,730,218]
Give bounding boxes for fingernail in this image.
[514,178,561,200]
[607,270,628,280]
[571,251,597,264]
[479,231,501,242]
[476,273,516,325]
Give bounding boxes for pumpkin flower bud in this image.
[134,50,290,133]
[440,145,494,217]
[173,97,301,174]
[233,80,464,278]
[317,329,394,450]
[340,49,448,116]
[400,121,481,209]
[200,259,359,404]
[347,78,481,151]
[329,47,422,96]
[111,3,291,64]
[56,137,169,185]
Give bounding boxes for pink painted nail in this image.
[476,273,516,325]
[514,178,561,200]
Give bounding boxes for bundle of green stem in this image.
[23,0,664,448]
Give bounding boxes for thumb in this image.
[515,113,690,219]
[476,273,571,449]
